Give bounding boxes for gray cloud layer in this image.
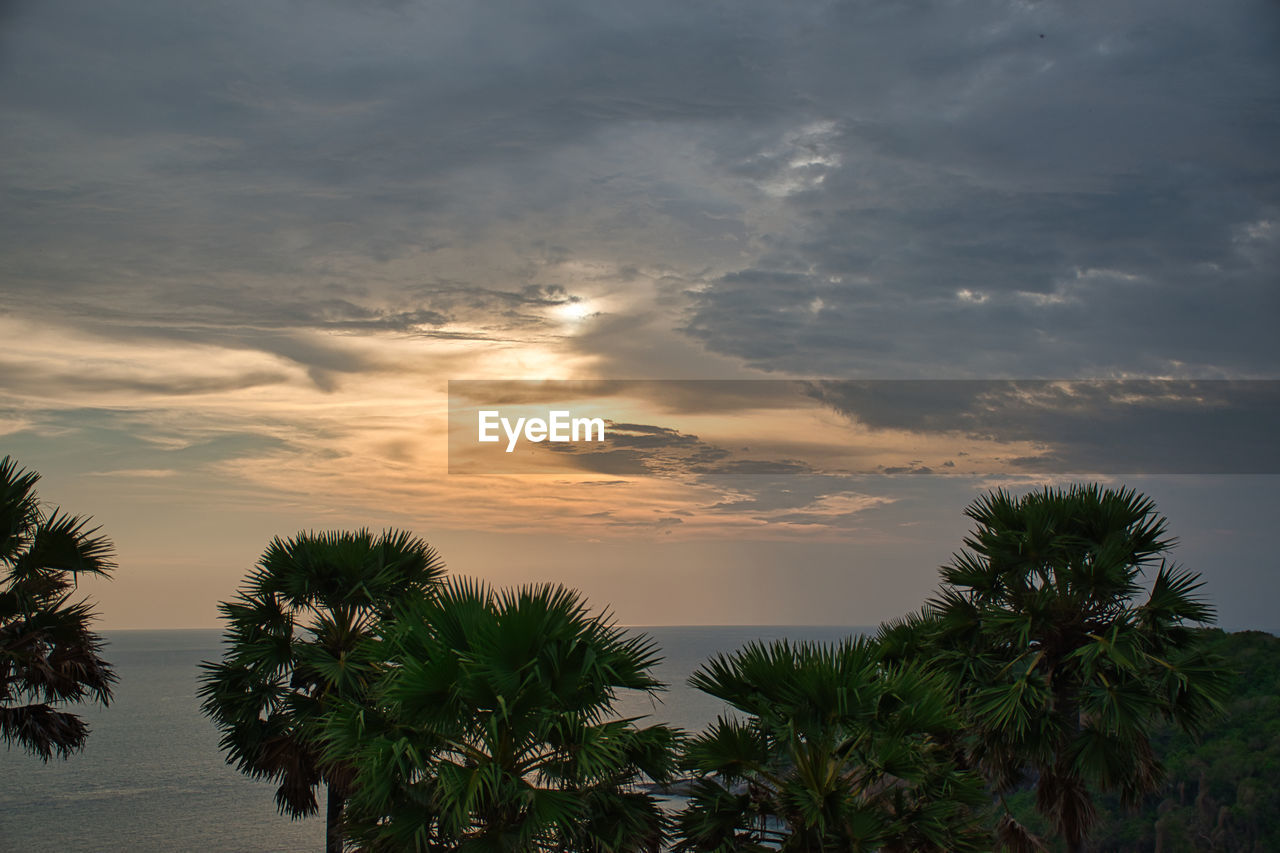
[4,0,1275,382]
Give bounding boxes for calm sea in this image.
[0,626,861,852]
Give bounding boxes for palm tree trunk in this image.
[326,784,345,853]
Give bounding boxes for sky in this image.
[1,0,1277,630]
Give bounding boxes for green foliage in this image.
[1040,629,1280,852]
[675,636,989,852]
[188,482,1258,853]
[884,484,1231,851]
[0,455,116,760]
[199,529,445,851]
[325,579,679,852]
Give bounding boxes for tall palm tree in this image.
[0,455,116,760]
[324,579,681,852]
[676,636,989,853]
[199,529,445,853]
[914,484,1230,852]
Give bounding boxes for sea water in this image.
[0,626,860,852]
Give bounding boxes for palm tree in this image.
[916,484,1230,852]
[323,579,681,852]
[0,455,116,760]
[675,636,989,853]
[199,529,445,853]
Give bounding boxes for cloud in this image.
[540,422,730,477]
[450,379,1280,478]
[1,0,1278,633]
[678,2,1280,378]
[805,380,1280,475]
[0,362,289,397]
[5,0,1272,390]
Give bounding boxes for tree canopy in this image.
[199,528,446,853]
[676,636,989,852]
[194,483,1238,853]
[324,579,680,852]
[880,484,1230,852]
[0,455,116,761]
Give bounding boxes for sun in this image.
[555,300,594,322]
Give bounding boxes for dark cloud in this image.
[680,1,1280,378]
[7,0,1272,383]
[599,423,700,450]
[806,380,1280,475]
[539,422,730,477]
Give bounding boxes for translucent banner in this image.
[447,379,1280,476]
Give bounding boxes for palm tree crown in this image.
[199,528,445,853]
[325,579,680,853]
[676,636,989,853]
[910,484,1230,852]
[0,455,116,761]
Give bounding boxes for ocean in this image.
[0,626,860,852]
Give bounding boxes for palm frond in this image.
[200,528,447,847]
[329,579,675,851]
[1,458,116,762]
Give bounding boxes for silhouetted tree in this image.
[0,455,116,760]
[200,529,445,853]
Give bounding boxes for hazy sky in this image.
[1,0,1277,629]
